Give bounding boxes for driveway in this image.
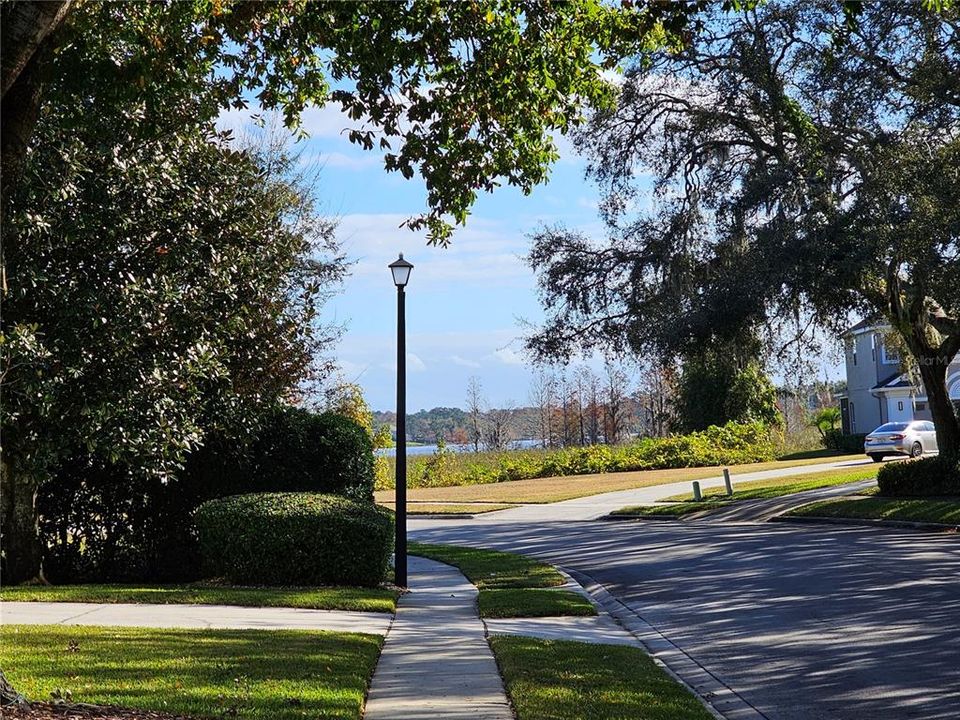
[410,517,960,720]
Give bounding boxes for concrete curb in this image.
[771,514,959,533]
[557,566,768,720]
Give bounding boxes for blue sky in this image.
[220,102,844,412]
[220,103,610,411]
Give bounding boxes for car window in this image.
[924,422,936,432]
[876,423,909,432]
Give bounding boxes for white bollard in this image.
[692,481,702,502]
[723,468,733,497]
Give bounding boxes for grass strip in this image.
[378,502,516,514]
[479,588,596,618]
[490,636,713,720]
[663,465,878,502]
[0,583,398,613]
[1,624,382,720]
[375,454,864,505]
[409,542,595,618]
[409,542,564,589]
[610,502,727,518]
[787,496,960,524]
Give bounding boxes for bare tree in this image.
[528,369,558,448]
[484,400,516,451]
[636,361,675,438]
[465,375,485,452]
[603,358,631,444]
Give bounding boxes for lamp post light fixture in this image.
[389,253,413,588]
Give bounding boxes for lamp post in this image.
[389,253,413,588]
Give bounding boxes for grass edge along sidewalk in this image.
[786,495,960,526]
[408,542,595,618]
[0,583,399,613]
[610,465,878,519]
[489,635,714,720]
[1,625,382,720]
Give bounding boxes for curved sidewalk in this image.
[364,555,513,720]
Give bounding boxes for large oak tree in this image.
[527,1,960,457]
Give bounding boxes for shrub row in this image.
[195,493,394,587]
[822,429,868,454]
[38,407,376,583]
[877,456,960,498]
[376,422,777,490]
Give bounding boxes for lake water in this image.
[376,438,542,457]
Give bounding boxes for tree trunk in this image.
[0,668,29,708]
[0,457,44,584]
[916,354,960,460]
[1,0,73,97]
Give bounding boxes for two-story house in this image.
[840,320,960,434]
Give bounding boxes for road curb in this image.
[771,515,959,533]
[558,566,768,720]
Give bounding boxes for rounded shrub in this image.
[195,493,394,587]
[877,456,960,497]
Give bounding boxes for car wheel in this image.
[910,442,923,458]
[869,454,884,463]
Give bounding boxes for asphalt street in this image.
[411,517,960,720]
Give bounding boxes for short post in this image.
[723,468,733,497]
[692,481,702,502]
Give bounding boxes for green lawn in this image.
[610,502,727,518]
[663,465,878,502]
[1,625,382,720]
[378,502,517,514]
[787,496,960,525]
[409,542,595,618]
[479,588,595,618]
[489,636,713,720]
[0,583,398,613]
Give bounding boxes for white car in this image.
[864,420,939,462]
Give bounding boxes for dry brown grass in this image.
[374,454,864,505]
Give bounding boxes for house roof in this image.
[843,318,888,337]
[871,373,915,392]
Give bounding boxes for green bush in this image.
[250,408,375,500]
[376,422,777,490]
[877,456,960,497]
[822,429,867,454]
[195,493,393,587]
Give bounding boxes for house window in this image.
[852,344,857,366]
[881,342,900,365]
[871,335,876,361]
[916,402,927,411]
[850,402,856,430]
[897,401,904,412]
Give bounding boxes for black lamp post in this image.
[389,253,413,588]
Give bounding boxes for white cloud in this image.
[493,347,525,366]
[408,353,427,372]
[334,213,532,290]
[450,354,481,369]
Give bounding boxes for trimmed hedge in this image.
[877,456,960,498]
[241,408,375,501]
[823,429,868,454]
[195,493,393,587]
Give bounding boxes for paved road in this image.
[411,517,960,720]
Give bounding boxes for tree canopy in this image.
[2,0,707,244]
[526,0,960,455]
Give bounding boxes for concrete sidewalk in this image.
[433,457,875,524]
[364,556,512,720]
[0,601,392,634]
